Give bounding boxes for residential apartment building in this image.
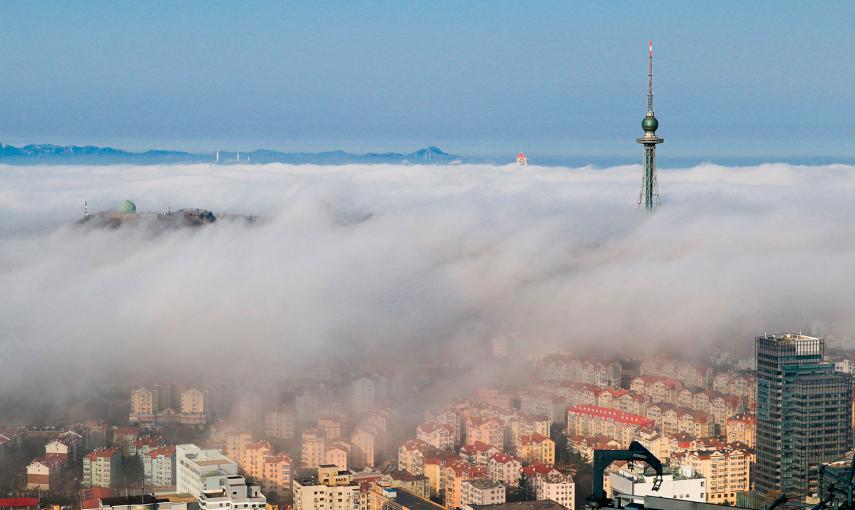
[175,444,266,510]
[302,428,326,468]
[264,407,296,440]
[725,414,755,448]
[465,417,503,451]
[261,453,292,495]
[460,480,505,507]
[516,434,555,465]
[180,388,205,415]
[488,453,522,487]
[132,388,159,416]
[675,446,752,505]
[418,423,455,451]
[83,448,122,488]
[27,457,64,490]
[145,445,176,487]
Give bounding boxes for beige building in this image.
[180,388,205,415]
[443,461,487,509]
[293,467,359,510]
[516,433,555,465]
[131,388,158,416]
[242,440,272,480]
[676,446,752,504]
[399,439,436,476]
[302,428,326,468]
[264,407,295,439]
[725,414,755,448]
[27,457,63,490]
[324,442,349,471]
[488,452,522,487]
[351,429,376,469]
[262,453,292,495]
[418,423,455,451]
[226,432,253,463]
[465,417,503,451]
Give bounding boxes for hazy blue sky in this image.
[1,1,853,161]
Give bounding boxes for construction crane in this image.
[588,441,663,510]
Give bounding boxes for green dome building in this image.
[117,200,137,214]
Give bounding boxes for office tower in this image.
[755,333,852,494]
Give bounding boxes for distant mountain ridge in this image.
[0,143,463,165]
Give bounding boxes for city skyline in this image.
[0,2,854,161]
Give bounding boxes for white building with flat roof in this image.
[609,466,705,505]
[176,444,265,510]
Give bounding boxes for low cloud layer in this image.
[3,162,855,417]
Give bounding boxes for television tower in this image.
[637,40,663,210]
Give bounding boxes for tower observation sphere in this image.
[642,116,659,132]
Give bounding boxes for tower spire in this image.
[637,40,663,211]
[647,40,654,114]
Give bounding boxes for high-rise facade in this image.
[755,333,852,494]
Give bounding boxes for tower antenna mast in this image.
[637,40,663,210]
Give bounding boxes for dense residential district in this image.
[2,333,854,510]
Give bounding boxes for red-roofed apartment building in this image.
[488,453,522,487]
[567,406,654,445]
[26,457,64,490]
[82,448,121,488]
[464,417,503,451]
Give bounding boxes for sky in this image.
[5,160,855,420]
[0,1,854,162]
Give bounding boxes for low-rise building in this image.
[461,480,506,507]
[488,453,522,487]
[418,423,456,452]
[725,414,755,448]
[532,473,574,510]
[145,445,176,487]
[608,465,705,505]
[261,453,292,495]
[264,408,295,440]
[293,469,359,510]
[515,434,555,465]
[674,446,752,504]
[83,448,122,488]
[26,457,64,490]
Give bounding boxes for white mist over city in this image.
[4,3,855,510]
[5,162,855,391]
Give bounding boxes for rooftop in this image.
[389,489,445,510]
[468,502,566,510]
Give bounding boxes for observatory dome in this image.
[117,200,137,214]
